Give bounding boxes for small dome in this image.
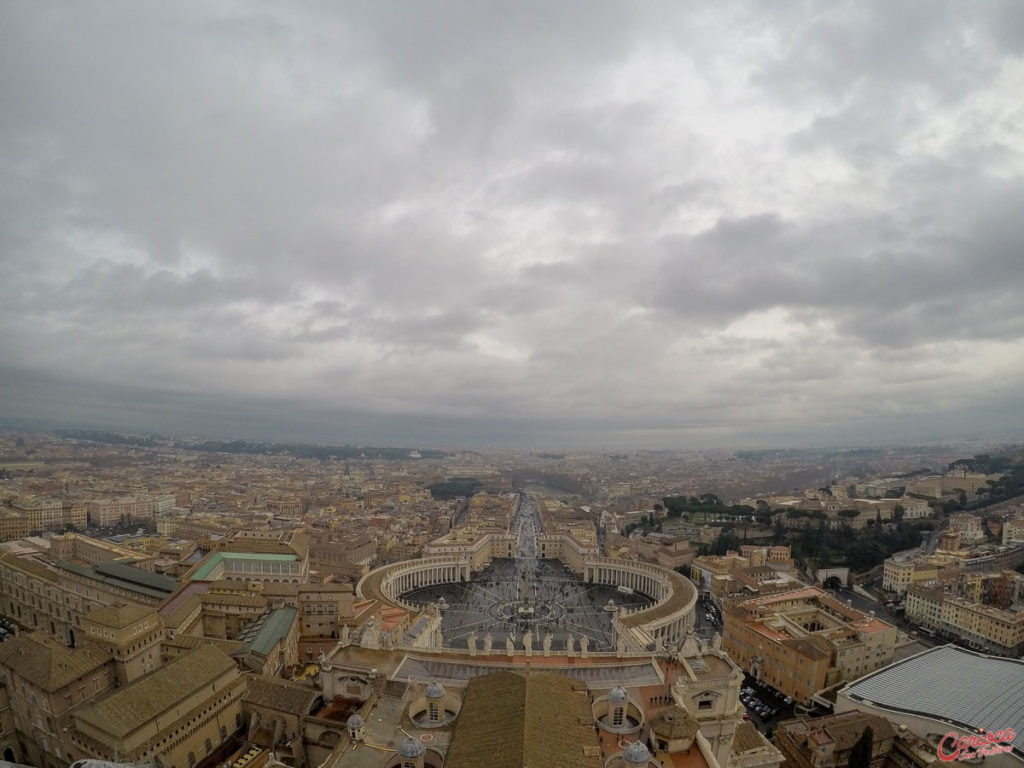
[649,705,698,740]
[608,686,629,703]
[425,681,445,699]
[398,737,426,758]
[623,740,652,765]
[346,714,364,729]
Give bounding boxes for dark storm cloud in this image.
[2,1,1024,448]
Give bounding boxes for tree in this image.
[848,727,874,768]
[712,529,741,555]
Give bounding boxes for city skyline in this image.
[3,3,1024,449]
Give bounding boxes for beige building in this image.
[3,497,85,536]
[0,633,117,768]
[949,513,986,544]
[69,645,246,768]
[49,531,156,570]
[307,531,375,578]
[897,497,931,520]
[0,513,30,543]
[295,582,354,639]
[1003,516,1024,546]
[690,548,798,600]
[905,574,1024,655]
[82,603,162,685]
[906,470,998,499]
[0,550,177,647]
[87,496,154,527]
[881,553,955,596]
[775,710,898,768]
[723,587,897,705]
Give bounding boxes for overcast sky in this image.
[3,2,1024,449]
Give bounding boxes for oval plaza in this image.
[357,494,697,654]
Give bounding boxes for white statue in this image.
[566,634,576,655]
[543,631,553,657]
[483,632,493,654]
[523,630,533,656]
[340,624,350,645]
[580,635,589,658]
[468,630,478,656]
[506,632,516,656]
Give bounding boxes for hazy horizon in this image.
[4,3,1024,450]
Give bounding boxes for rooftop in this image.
[85,602,155,629]
[189,551,298,581]
[236,605,298,658]
[842,644,1024,757]
[73,645,237,738]
[443,671,601,768]
[57,559,178,599]
[242,673,320,715]
[0,633,110,692]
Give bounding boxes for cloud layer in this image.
[3,2,1024,448]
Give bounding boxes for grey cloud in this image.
[2,2,1024,448]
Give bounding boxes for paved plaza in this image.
[401,496,654,651]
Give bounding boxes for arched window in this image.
[429,702,439,722]
[612,705,625,727]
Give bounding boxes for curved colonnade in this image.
[583,557,697,649]
[357,556,473,613]
[356,554,696,652]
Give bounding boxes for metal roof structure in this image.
[841,644,1024,757]
[57,560,177,599]
[189,551,297,581]
[236,605,298,658]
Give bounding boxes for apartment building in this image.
[307,531,375,579]
[775,711,898,768]
[896,497,931,520]
[1003,516,1024,546]
[87,497,153,527]
[723,587,897,704]
[949,513,986,544]
[905,573,1024,655]
[4,497,86,536]
[0,514,29,543]
[881,553,956,596]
